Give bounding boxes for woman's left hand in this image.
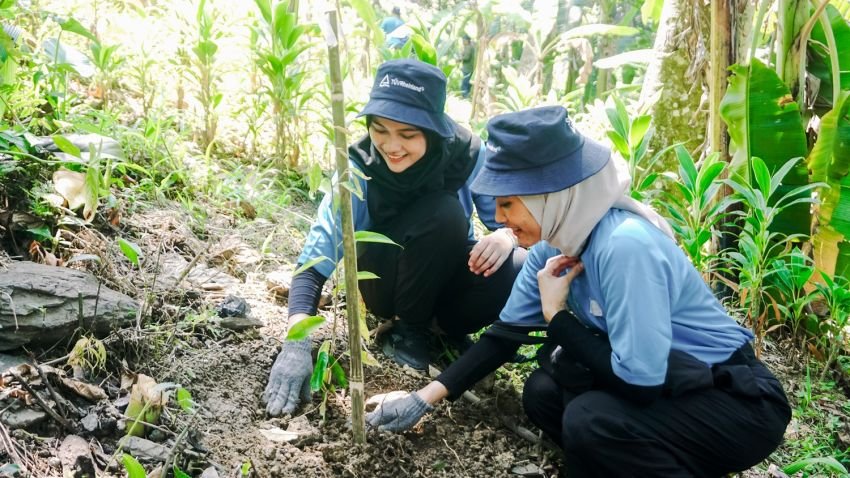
[537,255,584,323]
[468,228,517,277]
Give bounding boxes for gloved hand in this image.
[365,391,433,432]
[262,338,313,416]
[468,228,517,277]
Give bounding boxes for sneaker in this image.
[381,321,430,370]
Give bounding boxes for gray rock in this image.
[58,435,96,477]
[0,354,27,374]
[119,436,169,462]
[80,413,98,433]
[0,407,47,429]
[199,467,220,478]
[0,261,138,351]
[213,315,263,331]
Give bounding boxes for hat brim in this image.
[470,137,611,197]
[358,98,454,138]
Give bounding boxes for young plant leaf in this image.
[27,226,53,242]
[52,135,81,158]
[176,387,194,413]
[310,341,331,392]
[241,461,252,476]
[354,230,400,247]
[286,315,326,341]
[330,360,348,388]
[118,238,142,267]
[59,17,98,43]
[294,256,331,276]
[121,454,146,478]
[173,467,191,478]
[357,271,379,281]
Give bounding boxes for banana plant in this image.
[809,91,850,278]
[719,58,810,236]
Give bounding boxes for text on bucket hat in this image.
[470,105,610,197]
[357,59,454,138]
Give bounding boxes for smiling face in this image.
[368,116,428,173]
[495,196,542,248]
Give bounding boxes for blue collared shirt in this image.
[500,208,753,386]
[298,142,498,278]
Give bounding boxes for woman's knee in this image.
[522,369,561,422]
[561,392,627,453]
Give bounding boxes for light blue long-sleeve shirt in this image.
[500,208,753,386]
[297,143,499,278]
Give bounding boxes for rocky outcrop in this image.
[0,261,138,351]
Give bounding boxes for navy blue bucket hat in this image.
[358,59,454,138]
[471,106,610,196]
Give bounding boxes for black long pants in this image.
[357,191,526,336]
[522,344,791,478]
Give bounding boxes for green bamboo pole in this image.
[325,7,366,444]
[708,0,730,157]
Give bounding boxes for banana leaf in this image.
[809,4,850,112]
[810,92,850,277]
[719,58,809,236]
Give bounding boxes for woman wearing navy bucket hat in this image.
[262,59,527,417]
[366,105,790,477]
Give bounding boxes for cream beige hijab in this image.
[520,157,674,257]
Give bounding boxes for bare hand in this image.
[468,228,516,277]
[537,255,584,323]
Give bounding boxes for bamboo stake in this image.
[325,7,366,444]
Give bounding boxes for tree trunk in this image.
[638,0,708,155]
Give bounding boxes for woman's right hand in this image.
[537,255,584,322]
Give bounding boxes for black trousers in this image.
[522,344,791,478]
[357,191,526,337]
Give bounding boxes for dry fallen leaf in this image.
[59,377,108,401]
[259,427,300,443]
[53,169,87,210]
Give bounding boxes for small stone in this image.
[47,457,61,468]
[0,407,47,429]
[148,429,166,442]
[119,436,169,462]
[199,466,221,478]
[81,413,99,433]
[214,315,263,331]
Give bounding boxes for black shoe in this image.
[381,322,430,370]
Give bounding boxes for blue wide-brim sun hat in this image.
[358,59,454,138]
[471,105,610,197]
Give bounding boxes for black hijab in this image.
[349,117,480,227]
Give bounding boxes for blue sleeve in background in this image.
[297,164,371,278]
[459,140,501,235]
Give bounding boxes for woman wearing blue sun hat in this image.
[262,59,527,417]
[366,105,790,477]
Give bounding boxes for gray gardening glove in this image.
[366,391,433,432]
[262,338,312,416]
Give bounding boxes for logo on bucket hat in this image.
[358,59,453,138]
[378,74,426,93]
[471,106,610,197]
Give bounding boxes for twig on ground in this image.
[165,408,202,472]
[34,364,81,418]
[442,438,468,475]
[428,364,541,444]
[9,371,75,432]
